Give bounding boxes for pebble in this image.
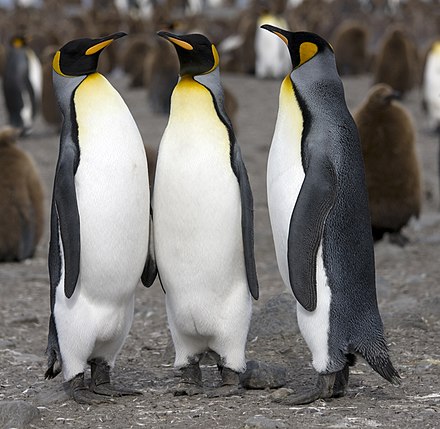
[242,415,287,429]
[0,400,40,429]
[241,360,288,389]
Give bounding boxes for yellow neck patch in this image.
[432,41,440,54]
[299,42,318,66]
[85,39,113,56]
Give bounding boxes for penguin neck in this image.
[52,71,86,113]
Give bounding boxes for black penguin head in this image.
[53,32,126,77]
[260,25,333,70]
[156,31,219,77]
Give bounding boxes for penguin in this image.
[331,20,370,76]
[153,31,259,396]
[44,32,157,404]
[2,35,43,136]
[373,26,417,96]
[255,11,291,79]
[0,126,44,262]
[354,83,422,245]
[41,46,62,132]
[421,41,440,132]
[262,25,400,405]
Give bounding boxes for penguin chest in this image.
[72,74,149,294]
[267,76,305,287]
[154,78,244,291]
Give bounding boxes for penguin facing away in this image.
[154,31,258,396]
[0,126,45,262]
[262,25,400,405]
[354,83,421,245]
[2,35,42,136]
[45,32,157,404]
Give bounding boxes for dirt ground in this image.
[0,68,439,428]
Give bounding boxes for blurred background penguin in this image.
[0,126,45,262]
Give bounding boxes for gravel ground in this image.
[0,70,439,428]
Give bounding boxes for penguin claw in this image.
[273,388,325,405]
[205,384,242,398]
[72,388,115,405]
[91,383,143,397]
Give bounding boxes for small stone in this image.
[270,387,294,401]
[242,415,287,429]
[241,360,288,389]
[0,400,40,429]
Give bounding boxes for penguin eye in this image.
[298,42,318,67]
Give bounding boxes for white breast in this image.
[73,73,149,301]
[153,77,247,318]
[267,76,305,288]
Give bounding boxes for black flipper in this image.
[231,143,259,300]
[287,154,337,311]
[141,211,157,287]
[51,143,81,299]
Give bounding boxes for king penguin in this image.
[262,25,400,405]
[2,35,42,136]
[153,31,259,396]
[45,32,156,404]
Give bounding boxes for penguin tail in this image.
[45,314,62,380]
[356,337,401,386]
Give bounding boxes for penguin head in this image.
[52,32,126,77]
[365,84,401,108]
[10,35,28,48]
[260,25,333,70]
[156,31,219,77]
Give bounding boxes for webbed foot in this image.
[70,373,113,404]
[90,358,142,397]
[274,364,349,405]
[207,366,241,398]
[173,362,203,396]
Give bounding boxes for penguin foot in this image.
[274,365,349,405]
[173,362,203,396]
[70,373,114,404]
[206,366,241,398]
[89,357,142,397]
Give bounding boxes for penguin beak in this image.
[157,31,194,51]
[85,32,127,56]
[260,24,289,46]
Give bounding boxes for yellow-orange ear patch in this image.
[299,42,318,66]
[205,44,219,74]
[85,39,113,55]
[168,37,193,51]
[53,50,68,76]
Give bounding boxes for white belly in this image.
[267,76,330,372]
[153,77,249,336]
